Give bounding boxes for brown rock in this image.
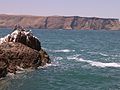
[39,49,51,66]
[0,28,50,77]
[0,42,50,74]
[0,56,8,78]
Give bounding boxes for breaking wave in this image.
[53,56,63,60]
[50,49,75,53]
[87,52,109,56]
[67,54,120,68]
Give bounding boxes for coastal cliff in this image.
[0,14,120,30]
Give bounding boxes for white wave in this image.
[54,57,63,60]
[99,53,109,56]
[38,63,59,69]
[88,52,109,57]
[52,49,75,53]
[87,51,98,54]
[42,47,47,50]
[67,54,120,68]
[7,73,15,77]
[80,50,84,52]
[67,54,81,60]
[77,58,120,68]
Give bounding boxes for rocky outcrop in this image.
[0,14,120,30]
[0,26,50,78]
[0,26,41,51]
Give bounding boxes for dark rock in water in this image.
[39,49,51,66]
[0,27,50,77]
[0,42,40,73]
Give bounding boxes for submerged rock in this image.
[0,26,50,78]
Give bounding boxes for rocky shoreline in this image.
[0,14,120,30]
[0,26,50,78]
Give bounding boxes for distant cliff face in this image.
[0,14,120,30]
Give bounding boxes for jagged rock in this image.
[39,49,51,66]
[0,42,40,73]
[0,27,50,77]
[0,26,41,51]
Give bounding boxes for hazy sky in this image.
[0,0,119,19]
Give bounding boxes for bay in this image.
[0,29,120,90]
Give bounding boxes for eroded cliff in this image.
[0,14,120,30]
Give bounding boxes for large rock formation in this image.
[0,26,50,78]
[0,14,120,30]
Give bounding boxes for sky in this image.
[0,0,119,19]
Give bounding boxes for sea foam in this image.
[67,54,120,68]
[52,49,75,53]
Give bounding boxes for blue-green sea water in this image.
[0,29,120,90]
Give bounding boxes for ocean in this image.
[0,29,120,90]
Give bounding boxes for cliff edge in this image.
[0,14,120,30]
